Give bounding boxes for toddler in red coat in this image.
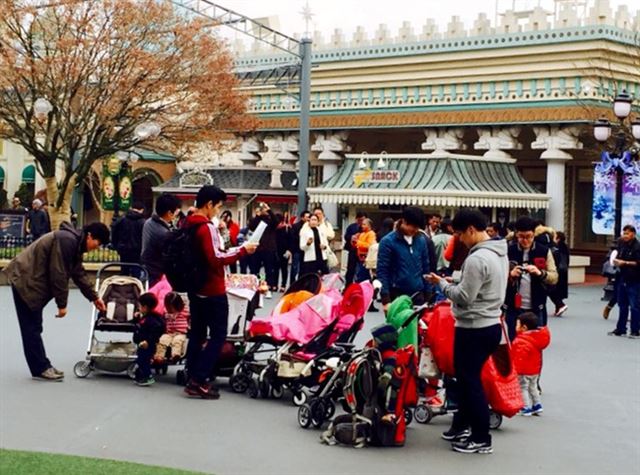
[512,312,551,416]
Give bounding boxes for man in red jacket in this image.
[512,312,551,416]
[183,185,258,399]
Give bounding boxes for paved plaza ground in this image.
[0,283,638,475]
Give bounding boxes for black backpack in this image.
[162,222,208,293]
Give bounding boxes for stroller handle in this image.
[399,303,431,331]
[95,262,149,282]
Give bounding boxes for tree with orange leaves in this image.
[0,0,256,228]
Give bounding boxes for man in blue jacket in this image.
[377,207,430,312]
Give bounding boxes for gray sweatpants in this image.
[519,374,541,408]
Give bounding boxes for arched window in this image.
[22,165,35,184]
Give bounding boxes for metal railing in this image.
[0,236,119,262]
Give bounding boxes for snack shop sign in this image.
[353,169,401,186]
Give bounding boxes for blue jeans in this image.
[186,294,229,384]
[615,278,640,334]
[289,252,301,284]
[355,262,370,283]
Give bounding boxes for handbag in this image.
[418,347,440,379]
[326,248,339,269]
[481,320,524,418]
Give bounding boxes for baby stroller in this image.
[264,280,373,405]
[73,263,149,379]
[228,273,333,397]
[174,273,261,385]
[317,311,421,447]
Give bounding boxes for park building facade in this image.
[159,0,639,270]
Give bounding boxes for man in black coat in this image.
[111,202,146,275]
[27,199,50,240]
[249,202,278,297]
[343,211,367,286]
[289,210,310,284]
[609,225,640,338]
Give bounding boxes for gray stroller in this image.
[73,263,149,379]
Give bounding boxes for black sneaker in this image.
[441,428,471,441]
[608,329,626,336]
[628,332,640,339]
[452,439,493,454]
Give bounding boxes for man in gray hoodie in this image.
[428,209,508,455]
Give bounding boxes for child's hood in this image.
[522,326,551,350]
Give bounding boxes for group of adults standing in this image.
[7,196,51,241]
[244,205,336,297]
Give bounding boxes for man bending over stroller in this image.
[134,293,165,386]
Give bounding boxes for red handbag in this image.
[481,321,524,418]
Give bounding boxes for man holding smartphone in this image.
[504,216,558,340]
[427,209,509,454]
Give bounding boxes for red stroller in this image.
[414,301,523,429]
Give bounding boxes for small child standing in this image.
[133,293,166,386]
[512,311,551,416]
[154,292,190,364]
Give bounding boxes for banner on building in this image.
[101,157,132,212]
[622,162,640,230]
[592,151,637,235]
[591,159,616,235]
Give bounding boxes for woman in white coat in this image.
[299,215,329,275]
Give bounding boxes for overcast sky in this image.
[218,0,636,41]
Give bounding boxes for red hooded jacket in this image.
[185,214,246,297]
[512,326,551,375]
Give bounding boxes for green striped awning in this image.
[307,153,549,209]
[22,165,35,184]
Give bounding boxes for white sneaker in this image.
[265,291,273,299]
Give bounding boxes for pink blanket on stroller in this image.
[248,289,343,344]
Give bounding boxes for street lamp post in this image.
[593,90,640,239]
[110,122,160,223]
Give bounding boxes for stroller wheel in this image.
[298,404,312,429]
[229,373,250,394]
[414,404,434,424]
[489,410,503,430]
[176,369,187,386]
[324,400,336,419]
[73,361,92,378]
[309,399,326,428]
[404,408,414,426]
[259,380,271,399]
[126,363,138,380]
[270,384,284,399]
[292,390,308,406]
[248,380,260,399]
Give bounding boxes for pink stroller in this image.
[230,281,373,404]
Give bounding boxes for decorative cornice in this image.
[248,79,640,115]
[256,105,613,130]
[235,25,638,68]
